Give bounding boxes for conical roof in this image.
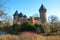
[24,15,27,18]
[39,4,46,10]
[13,10,18,16]
[18,12,23,17]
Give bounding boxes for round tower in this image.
[39,4,47,23]
[13,10,18,24]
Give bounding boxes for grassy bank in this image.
[0,34,60,40]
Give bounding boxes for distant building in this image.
[0,21,2,23]
[13,4,47,25]
[0,21,3,27]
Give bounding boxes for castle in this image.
[13,4,47,25]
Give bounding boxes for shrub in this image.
[34,24,44,34]
[20,22,35,32]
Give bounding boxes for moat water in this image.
[0,31,6,34]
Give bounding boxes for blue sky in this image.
[7,0,60,20]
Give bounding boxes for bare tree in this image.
[48,15,59,32]
[48,15,58,24]
[0,0,11,27]
[0,0,7,21]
